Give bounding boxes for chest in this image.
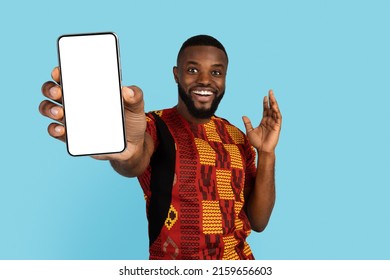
[165,118,247,203]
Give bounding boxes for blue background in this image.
[1,0,389,259]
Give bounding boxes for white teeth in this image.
[193,90,213,96]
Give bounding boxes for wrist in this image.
[256,150,276,170]
[256,149,275,157]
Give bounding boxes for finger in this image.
[263,95,269,117]
[122,85,145,114]
[91,154,110,161]
[268,90,282,125]
[51,67,61,84]
[47,122,66,142]
[39,100,64,123]
[41,81,63,104]
[269,90,280,110]
[91,151,126,161]
[242,116,254,134]
[268,90,281,115]
[268,89,276,106]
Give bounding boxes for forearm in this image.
[247,151,276,232]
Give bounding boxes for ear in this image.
[173,66,179,84]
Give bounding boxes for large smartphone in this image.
[57,32,126,156]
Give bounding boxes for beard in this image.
[178,83,224,119]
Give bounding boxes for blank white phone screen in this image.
[58,33,125,156]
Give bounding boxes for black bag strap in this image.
[148,112,176,246]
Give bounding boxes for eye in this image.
[211,70,223,76]
[187,67,198,74]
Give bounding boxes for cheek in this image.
[180,75,196,87]
[216,80,226,91]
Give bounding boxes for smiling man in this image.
[40,35,282,260]
[175,40,227,121]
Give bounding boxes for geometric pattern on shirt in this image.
[216,169,235,200]
[222,234,240,260]
[165,204,178,230]
[202,200,223,234]
[194,117,250,259]
[194,138,215,166]
[163,236,179,260]
[223,144,243,169]
[225,124,245,144]
[204,121,222,142]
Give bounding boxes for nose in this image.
[196,71,212,86]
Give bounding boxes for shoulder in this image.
[212,115,247,144]
[145,109,167,146]
[145,108,175,142]
[146,108,174,121]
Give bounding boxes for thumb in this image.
[242,116,254,134]
[122,85,145,114]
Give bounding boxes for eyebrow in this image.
[186,60,226,68]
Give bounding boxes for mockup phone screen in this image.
[57,32,126,156]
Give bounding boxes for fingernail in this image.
[123,87,134,98]
[54,126,62,133]
[50,107,59,116]
[49,87,57,98]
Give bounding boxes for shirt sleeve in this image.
[137,112,159,199]
[145,112,160,151]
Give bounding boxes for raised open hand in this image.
[242,90,282,153]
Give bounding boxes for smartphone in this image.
[57,32,126,156]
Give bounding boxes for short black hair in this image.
[177,35,228,63]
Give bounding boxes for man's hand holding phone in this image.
[40,33,155,177]
[39,67,150,164]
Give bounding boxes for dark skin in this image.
[174,46,227,124]
[39,45,282,232]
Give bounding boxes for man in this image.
[39,35,282,260]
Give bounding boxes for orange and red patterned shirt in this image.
[137,107,257,260]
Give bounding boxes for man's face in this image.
[174,45,228,119]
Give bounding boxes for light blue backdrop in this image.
[1,0,389,259]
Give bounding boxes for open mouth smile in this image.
[192,90,213,96]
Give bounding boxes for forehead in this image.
[178,46,228,67]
